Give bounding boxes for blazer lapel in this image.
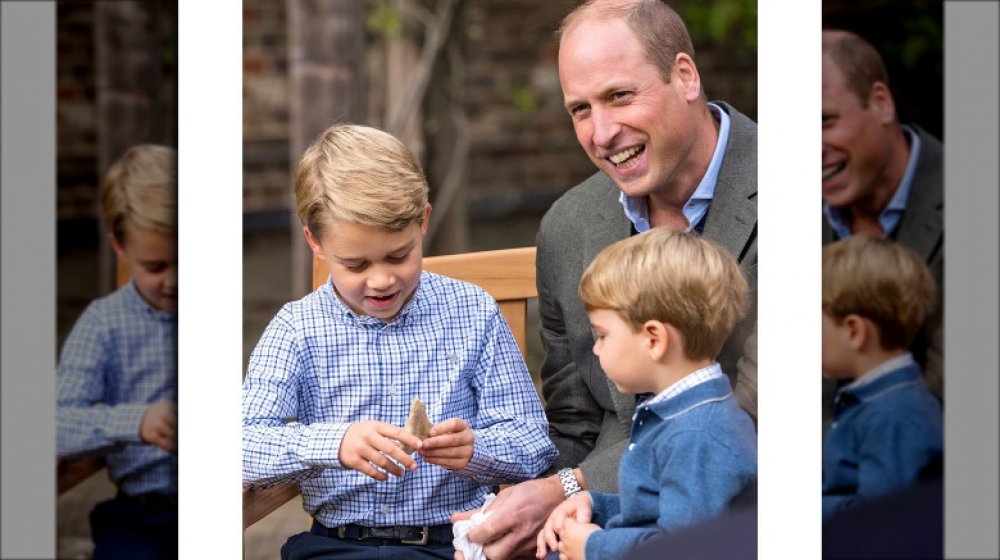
[894,127,943,263]
[583,181,637,422]
[702,103,757,262]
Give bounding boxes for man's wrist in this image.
[557,467,584,498]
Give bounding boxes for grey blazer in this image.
[537,102,758,492]
[822,125,943,400]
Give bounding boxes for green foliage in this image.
[511,84,538,112]
[367,0,402,37]
[681,0,757,47]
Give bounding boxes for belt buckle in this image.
[400,526,429,545]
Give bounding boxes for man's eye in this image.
[570,104,589,116]
[611,91,632,101]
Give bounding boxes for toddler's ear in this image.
[643,320,669,361]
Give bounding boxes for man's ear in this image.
[302,226,325,260]
[643,320,670,361]
[672,53,702,102]
[108,232,127,260]
[868,82,896,125]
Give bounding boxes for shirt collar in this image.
[322,274,424,329]
[618,102,730,233]
[843,353,916,392]
[639,366,733,421]
[644,362,724,406]
[124,280,176,322]
[823,125,921,239]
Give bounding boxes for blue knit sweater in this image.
[585,376,757,559]
[822,360,943,521]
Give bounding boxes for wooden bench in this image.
[243,246,538,529]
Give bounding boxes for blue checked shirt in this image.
[56,281,178,496]
[243,271,557,527]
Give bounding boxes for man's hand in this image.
[536,492,592,558]
[556,518,600,560]
[419,418,474,470]
[451,475,565,559]
[339,420,422,481]
[139,402,177,453]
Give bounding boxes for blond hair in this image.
[822,236,935,350]
[558,0,695,84]
[294,124,429,239]
[579,229,748,360]
[100,144,177,241]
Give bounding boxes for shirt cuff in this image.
[456,438,495,482]
[299,422,351,468]
[107,403,153,443]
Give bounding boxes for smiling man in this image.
[451,2,757,558]
[821,30,943,408]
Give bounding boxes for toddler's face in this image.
[821,312,854,379]
[588,308,652,394]
[308,212,427,321]
[112,227,178,313]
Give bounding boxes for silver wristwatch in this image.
[557,467,583,498]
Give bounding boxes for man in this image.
[452,1,757,557]
[821,30,943,412]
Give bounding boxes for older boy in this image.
[536,229,756,560]
[56,144,178,559]
[242,124,556,559]
[821,235,942,521]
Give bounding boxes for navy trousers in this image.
[89,496,177,560]
[280,530,456,560]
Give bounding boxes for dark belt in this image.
[116,491,177,509]
[311,520,453,546]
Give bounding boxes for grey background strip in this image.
[1,2,57,558]
[944,1,1000,558]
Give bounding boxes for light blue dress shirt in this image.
[618,102,731,233]
[824,125,922,239]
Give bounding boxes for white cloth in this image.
[452,493,496,560]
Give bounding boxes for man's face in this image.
[306,209,428,321]
[111,227,177,313]
[821,57,894,208]
[559,18,701,199]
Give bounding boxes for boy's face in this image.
[821,312,855,379]
[306,207,429,321]
[110,227,178,313]
[588,308,654,394]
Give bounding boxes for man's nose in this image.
[591,107,621,148]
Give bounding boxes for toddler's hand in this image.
[140,402,177,454]
[339,420,421,481]
[556,517,600,560]
[536,491,592,558]
[419,418,474,470]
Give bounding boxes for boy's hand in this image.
[556,518,600,560]
[139,402,177,454]
[339,420,421,481]
[418,418,474,470]
[536,492,592,558]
